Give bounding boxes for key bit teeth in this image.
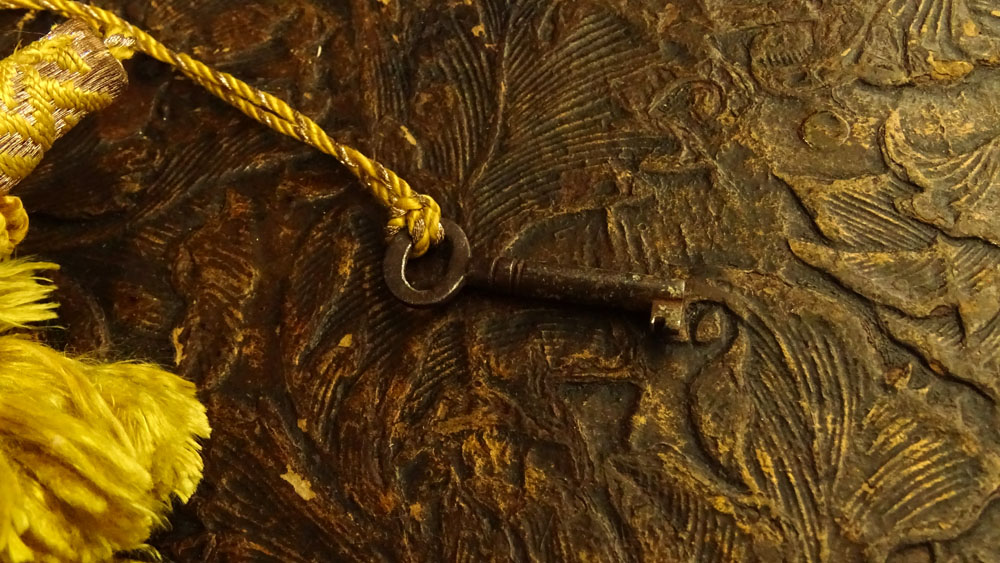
[651,299,690,341]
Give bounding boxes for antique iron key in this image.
[384,220,691,337]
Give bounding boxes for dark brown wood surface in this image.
[6,0,1000,561]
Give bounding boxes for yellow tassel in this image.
[0,20,211,563]
[0,258,212,562]
[0,258,211,563]
[0,333,211,562]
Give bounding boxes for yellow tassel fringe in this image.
[0,256,211,563]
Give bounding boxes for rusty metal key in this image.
[384,220,690,336]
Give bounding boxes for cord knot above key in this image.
[387,194,444,257]
[335,143,444,257]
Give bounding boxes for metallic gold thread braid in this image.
[0,0,445,255]
[0,32,112,183]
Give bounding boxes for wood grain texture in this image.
[6,0,1000,561]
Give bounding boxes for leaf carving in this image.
[684,283,1000,561]
[172,190,262,389]
[880,310,1000,400]
[373,0,660,251]
[838,386,1000,560]
[854,0,1000,85]
[280,204,414,452]
[885,111,1000,247]
[791,236,1000,333]
[777,172,937,251]
[606,458,764,563]
[728,297,871,562]
[783,166,1000,400]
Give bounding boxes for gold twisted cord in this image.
[0,0,444,256]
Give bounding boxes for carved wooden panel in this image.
[7,0,1000,560]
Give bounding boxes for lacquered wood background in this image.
[6,0,1000,560]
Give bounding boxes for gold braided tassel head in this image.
[0,18,125,192]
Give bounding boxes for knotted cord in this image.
[0,0,445,255]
